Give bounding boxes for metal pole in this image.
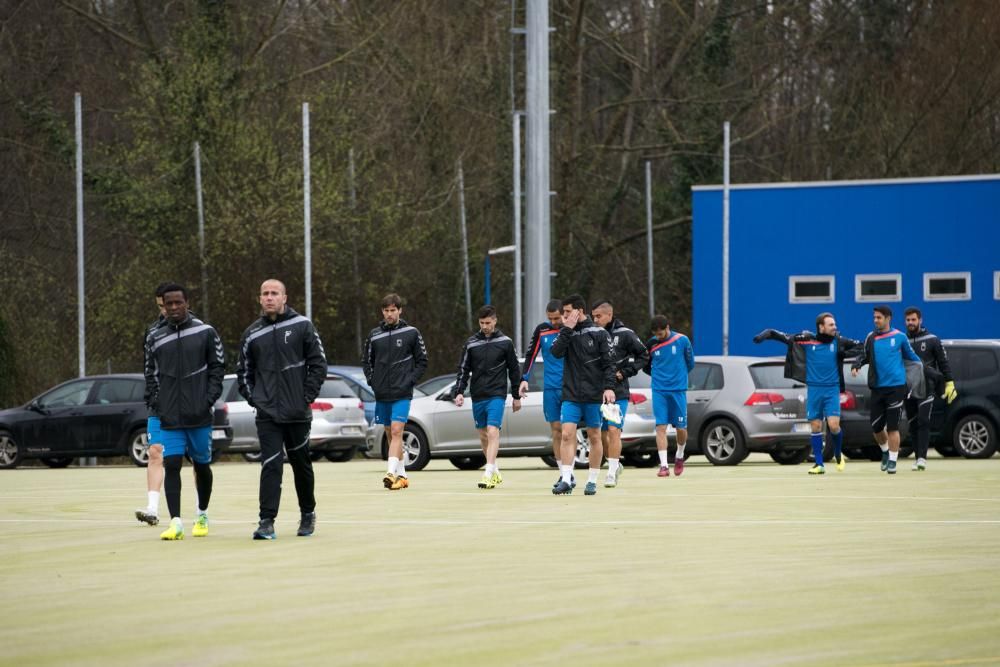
[525,0,551,343]
[484,256,492,305]
[722,121,731,356]
[457,159,472,330]
[349,147,362,358]
[194,141,208,321]
[645,160,654,319]
[513,112,523,354]
[75,92,85,378]
[302,102,312,320]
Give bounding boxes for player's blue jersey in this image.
[872,329,920,388]
[523,326,564,390]
[797,338,840,387]
[646,333,695,392]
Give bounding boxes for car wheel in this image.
[844,447,873,461]
[310,450,325,462]
[128,428,150,467]
[401,424,431,471]
[770,448,809,465]
[450,455,486,470]
[622,451,660,468]
[0,430,23,469]
[325,447,357,463]
[700,419,747,466]
[242,451,262,463]
[953,414,998,459]
[41,457,74,468]
[540,455,559,468]
[934,443,960,457]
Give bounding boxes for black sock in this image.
[193,461,213,511]
[164,455,183,519]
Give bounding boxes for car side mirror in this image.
[28,399,46,413]
[436,391,454,402]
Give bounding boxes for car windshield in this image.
[318,379,359,399]
[417,376,455,395]
[222,377,237,401]
[749,363,804,389]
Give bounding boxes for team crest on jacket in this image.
[284,331,292,344]
[396,339,402,347]
[921,342,926,351]
[613,336,619,347]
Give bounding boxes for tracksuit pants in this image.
[256,418,315,521]
[905,396,934,460]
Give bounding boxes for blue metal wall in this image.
[692,176,1000,355]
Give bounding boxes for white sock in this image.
[608,458,619,477]
[588,468,599,483]
[889,450,898,462]
[560,465,573,483]
[197,508,207,516]
[485,463,495,476]
[147,491,159,513]
[396,458,407,478]
[493,461,500,474]
[879,443,889,452]
[676,444,686,458]
[658,449,668,467]
[388,457,399,475]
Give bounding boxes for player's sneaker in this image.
[604,474,617,488]
[887,460,897,475]
[584,481,597,496]
[912,458,926,471]
[657,466,670,477]
[159,518,183,541]
[192,513,209,537]
[297,512,316,537]
[491,471,503,487]
[552,480,573,495]
[383,473,397,489]
[880,450,890,472]
[835,453,846,472]
[253,518,276,540]
[390,476,409,490]
[552,474,576,489]
[808,464,825,475]
[478,473,495,489]
[674,458,685,476]
[135,508,159,526]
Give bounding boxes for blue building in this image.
[691,174,1000,355]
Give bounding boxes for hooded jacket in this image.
[550,317,615,403]
[452,329,521,400]
[362,318,428,401]
[237,306,328,423]
[144,313,225,429]
[604,318,650,401]
[906,327,952,395]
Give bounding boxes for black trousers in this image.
[905,395,934,460]
[256,419,315,521]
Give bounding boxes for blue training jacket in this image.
[867,328,921,388]
[799,337,841,387]
[644,332,695,392]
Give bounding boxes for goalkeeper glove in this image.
[941,380,958,405]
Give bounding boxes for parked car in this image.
[366,360,657,470]
[221,374,369,462]
[415,374,454,396]
[327,365,377,424]
[929,340,1000,458]
[0,374,232,469]
[678,356,812,465]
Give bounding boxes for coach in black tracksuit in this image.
[238,280,326,540]
[904,307,954,468]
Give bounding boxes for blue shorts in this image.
[561,401,602,429]
[807,385,841,421]
[160,426,212,464]
[473,397,506,429]
[146,416,162,446]
[601,398,630,431]
[653,391,687,428]
[542,388,563,423]
[374,400,411,426]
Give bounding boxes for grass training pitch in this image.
[1,454,999,666]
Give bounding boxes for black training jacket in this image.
[237,306,328,423]
[550,317,615,403]
[452,329,521,400]
[362,319,428,401]
[142,315,166,417]
[906,327,953,395]
[753,329,862,392]
[605,318,650,401]
[144,314,225,429]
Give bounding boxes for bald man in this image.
[238,279,327,540]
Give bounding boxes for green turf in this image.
[1,454,999,667]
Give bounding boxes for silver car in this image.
[222,374,369,462]
[366,360,657,470]
[680,356,812,465]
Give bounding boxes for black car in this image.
[0,374,233,469]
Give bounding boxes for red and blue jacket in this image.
[644,332,695,392]
[521,322,564,391]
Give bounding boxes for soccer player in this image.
[644,315,695,477]
[904,307,954,471]
[851,305,923,475]
[135,283,168,525]
[238,279,327,540]
[518,300,565,487]
[590,300,648,488]
[550,295,616,496]
[451,305,522,489]
[143,284,225,540]
[754,313,862,474]
[362,293,428,490]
